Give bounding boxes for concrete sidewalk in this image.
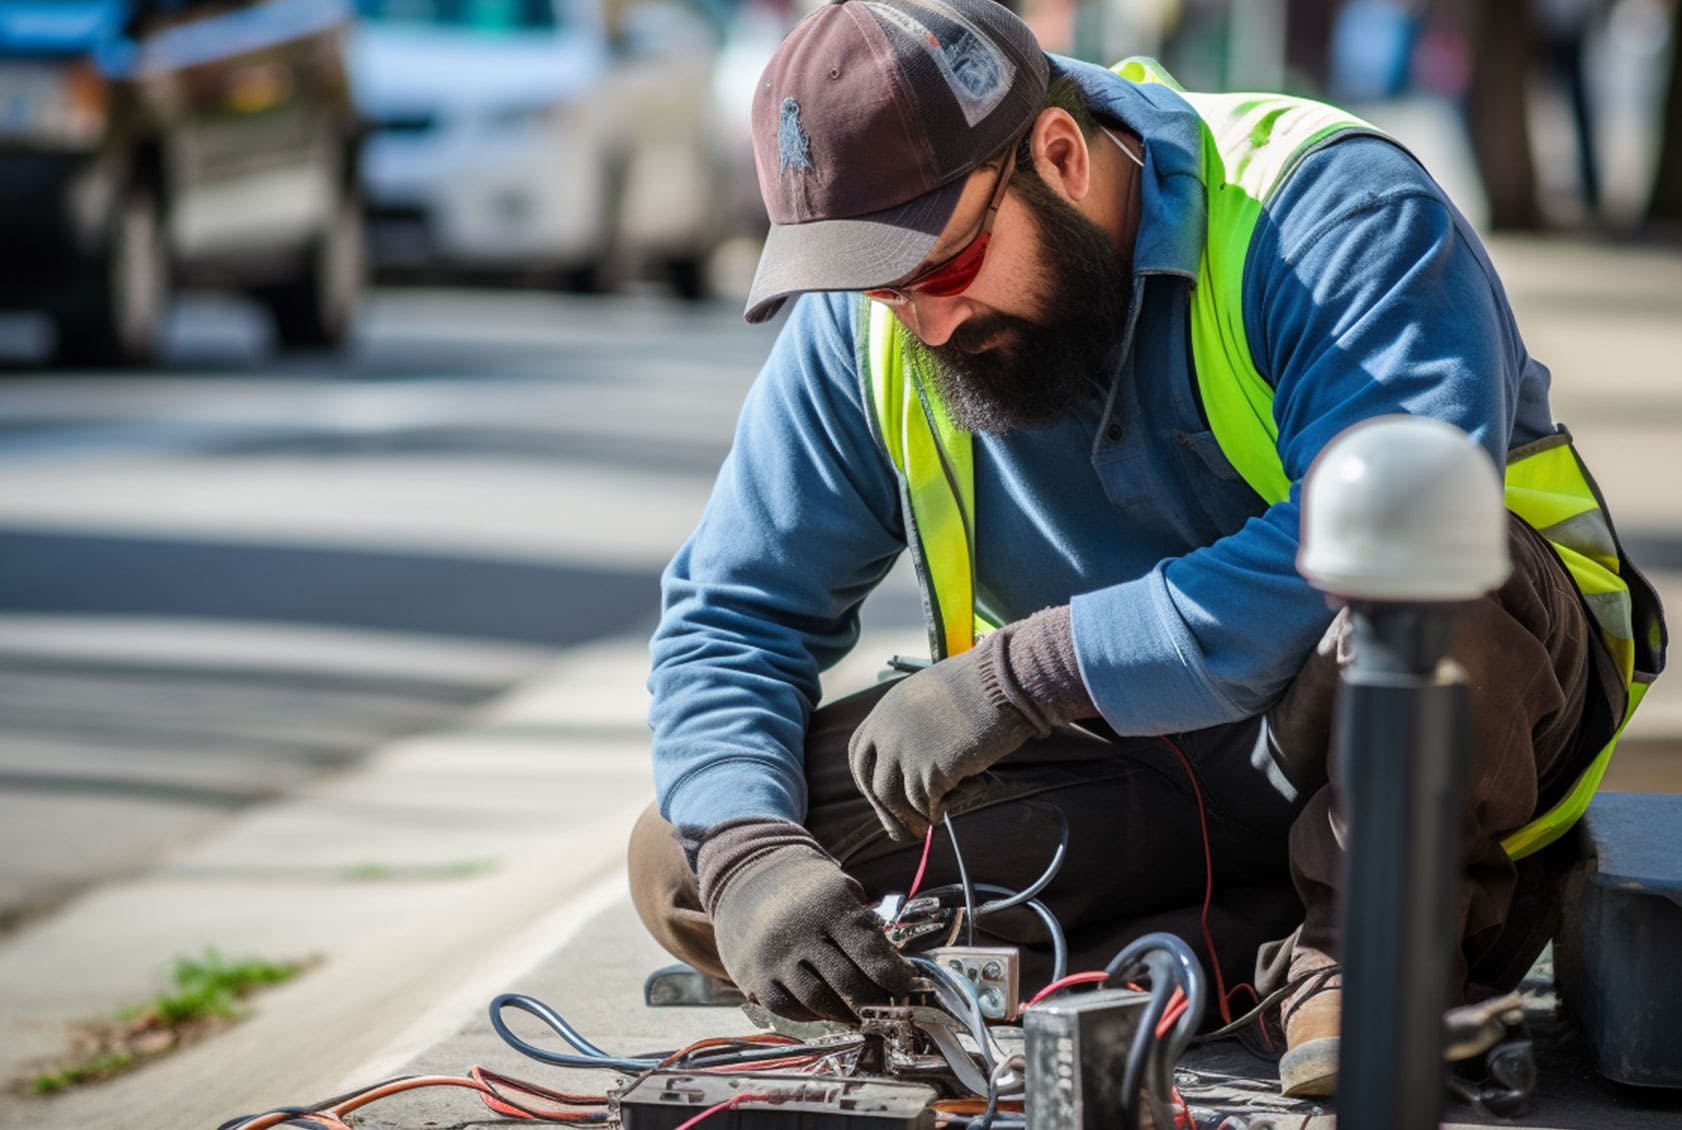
[2,234,1679,1130]
[0,616,925,1130]
[0,632,684,1130]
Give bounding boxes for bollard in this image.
[1298,416,1512,1130]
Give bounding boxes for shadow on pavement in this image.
[0,529,658,647]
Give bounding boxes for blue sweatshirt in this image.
[648,58,1558,831]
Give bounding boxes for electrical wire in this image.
[1158,734,1234,1025]
[1103,933,1208,1130]
[965,1051,1025,1130]
[974,803,1069,915]
[907,954,997,1074]
[1024,969,1109,1006]
[920,881,1068,984]
[672,1091,774,1130]
[906,826,936,902]
[1191,981,1296,1045]
[942,813,978,945]
[219,1072,613,1130]
[490,992,662,1071]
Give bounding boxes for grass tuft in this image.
[154,950,302,1026]
[33,1050,134,1094]
[22,949,310,1096]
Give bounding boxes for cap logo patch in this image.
[778,97,815,177]
[862,1,1012,128]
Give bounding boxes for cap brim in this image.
[743,176,968,324]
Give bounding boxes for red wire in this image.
[1158,735,1233,1025]
[1024,970,1110,1007]
[1172,1086,1193,1129]
[1155,988,1188,1039]
[905,826,935,902]
[672,1092,773,1130]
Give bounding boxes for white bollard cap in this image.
[1298,415,1511,601]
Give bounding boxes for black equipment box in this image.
[1023,988,1150,1128]
[618,1072,938,1128]
[1556,791,1682,1088]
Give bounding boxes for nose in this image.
[896,294,972,348]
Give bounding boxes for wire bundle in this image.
[224,764,1250,1130]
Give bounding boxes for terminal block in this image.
[923,945,1020,1020]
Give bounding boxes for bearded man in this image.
[626,0,1660,1098]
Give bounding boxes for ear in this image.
[1028,108,1091,203]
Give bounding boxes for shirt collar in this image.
[1050,54,1205,281]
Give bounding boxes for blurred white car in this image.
[350,0,727,297]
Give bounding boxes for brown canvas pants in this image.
[629,516,1617,1004]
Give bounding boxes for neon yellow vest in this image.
[859,58,1666,860]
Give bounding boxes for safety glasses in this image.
[863,144,1018,306]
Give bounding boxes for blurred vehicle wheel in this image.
[54,181,168,367]
[555,258,607,294]
[552,155,627,295]
[262,181,366,351]
[664,253,708,302]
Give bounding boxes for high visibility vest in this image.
[859,58,1666,860]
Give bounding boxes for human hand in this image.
[848,607,1092,841]
[847,643,1037,842]
[698,820,913,1021]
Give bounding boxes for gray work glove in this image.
[697,818,914,1022]
[848,605,1094,842]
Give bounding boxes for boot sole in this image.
[1279,1035,1339,1097]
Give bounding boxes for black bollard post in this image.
[1332,603,1467,1129]
[1297,416,1512,1130]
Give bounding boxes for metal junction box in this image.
[1023,988,1151,1129]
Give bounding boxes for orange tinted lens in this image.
[862,287,905,304]
[907,232,991,297]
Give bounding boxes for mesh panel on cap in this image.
[859,0,1013,128]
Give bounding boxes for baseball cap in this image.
[743,0,1049,324]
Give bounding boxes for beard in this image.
[905,166,1133,435]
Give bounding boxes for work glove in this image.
[848,605,1094,842]
[697,818,914,1022]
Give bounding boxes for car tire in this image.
[664,253,709,302]
[554,156,625,295]
[555,258,606,295]
[262,179,365,351]
[54,181,169,367]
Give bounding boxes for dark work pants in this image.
[629,516,1614,1004]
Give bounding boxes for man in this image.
[628,0,1662,1098]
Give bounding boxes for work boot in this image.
[1277,949,1343,1098]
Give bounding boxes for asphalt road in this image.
[0,286,791,932]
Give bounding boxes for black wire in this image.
[216,1074,437,1130]
[217,1109,314,1130]
[907,954,995,1073]
[943,813,978,945]
[918,881,1068,983]
[1191,981,1295,1044]
[1104,932,1208,1050]
[1103,933,1209,1130]
[975,802,1069,915]
[966,1082,1001,1130]
[1114,951,1176,1130]
[490,993,662,1072]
